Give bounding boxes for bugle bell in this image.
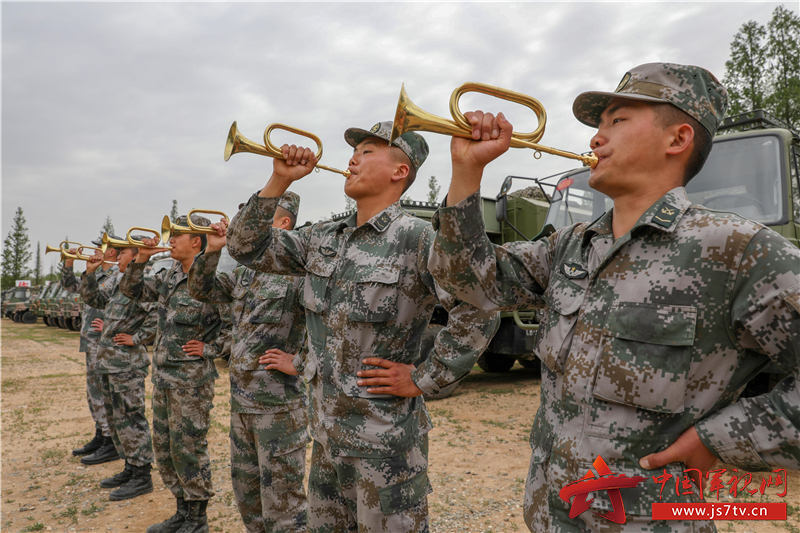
[224,121,351,177]
[390,82,598,168]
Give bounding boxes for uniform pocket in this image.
[592,303,696,414]
[172,301,203,326]
[347,265,399,323]
[378,470,432,514]
[249,282,289,324]
[535,276,585,373]
[302,258,334,314]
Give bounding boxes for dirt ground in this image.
[1,319,798,532]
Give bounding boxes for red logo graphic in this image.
[559,455,647,524]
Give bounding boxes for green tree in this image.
[723,20,767,115]
[765,5,800,130]
[102,215,115,237]
[1,207,32,289]
[170,199,179,222]
[427,176,441,204]
[34,242,42,285]
[723,6,800,129]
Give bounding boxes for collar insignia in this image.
[651,202,679,228]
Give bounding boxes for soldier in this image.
[223,121,499,532]
[187,193,308,533]
[427,62,800,531]
[62,238,121,465]
[120,215,231,533]
[80,238,157,501]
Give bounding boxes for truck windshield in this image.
[543,133,785,230]
[686,134,784,225]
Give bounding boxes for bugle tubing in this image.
[224,121,350,177]
[390,82,598,168]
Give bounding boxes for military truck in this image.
[3,285,33,323]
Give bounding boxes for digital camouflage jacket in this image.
[62,263,118,353]
[80,270,157,374]
[120,260,230,389]
[188,250,307,413]
[226,193,499,458]
[429,188,800,524]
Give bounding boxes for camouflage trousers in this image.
[84,343,110,436]
[307,436,432,533]
[230,408,309,533]
[152,382,214,500]
[523,454,717,532]
[99,370,153,467]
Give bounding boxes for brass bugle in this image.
[161,215,194,243]
[224,121,351,177]
[126,227,165,247]
[45,243,79,261]
[390,82,598,168]
[101,230,169,252]
[77,246,119,265]
[186,209,229,232]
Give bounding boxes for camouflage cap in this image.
[278,191,300,217]
[344,121,429,170]
[175,214,211,232]
[572,62,728,136]
[91,238,104,247]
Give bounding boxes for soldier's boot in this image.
[99,461,132,488]
[72,427,103,456]
[147,497,188,533]
[109,463,153,501]
[175,500,209,533]
[80,436,120,465]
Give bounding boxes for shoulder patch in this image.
[651,202,679,228]
[562,262,588,279]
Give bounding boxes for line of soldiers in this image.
[55,60,799,533]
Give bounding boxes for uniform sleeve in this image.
[79,271,110,309]
[60,263,80,293]
[428,192,554,312]
[188,250,235,304]
[411,224,501,396]
[226,193,309,276]
[202,303,232,360]
[695,229,800,470]
[131,302,158,347]
[120,261,160,302]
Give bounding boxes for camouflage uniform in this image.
[62,263,116,437]
[428,63,800,532]
[188,249,308,533]
[120,253,230,502]
[226,179,499,530]
[80,270,157,467]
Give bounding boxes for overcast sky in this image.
[2,1,794,274]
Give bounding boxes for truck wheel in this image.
[69,317,81,331]
[57,317,67,328]
[477,353,515,373]
[22,311,36,324]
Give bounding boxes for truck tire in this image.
[22,311,36,324]
[57,317,67,329]
[477,353,515,373]
[69,316,82,331]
